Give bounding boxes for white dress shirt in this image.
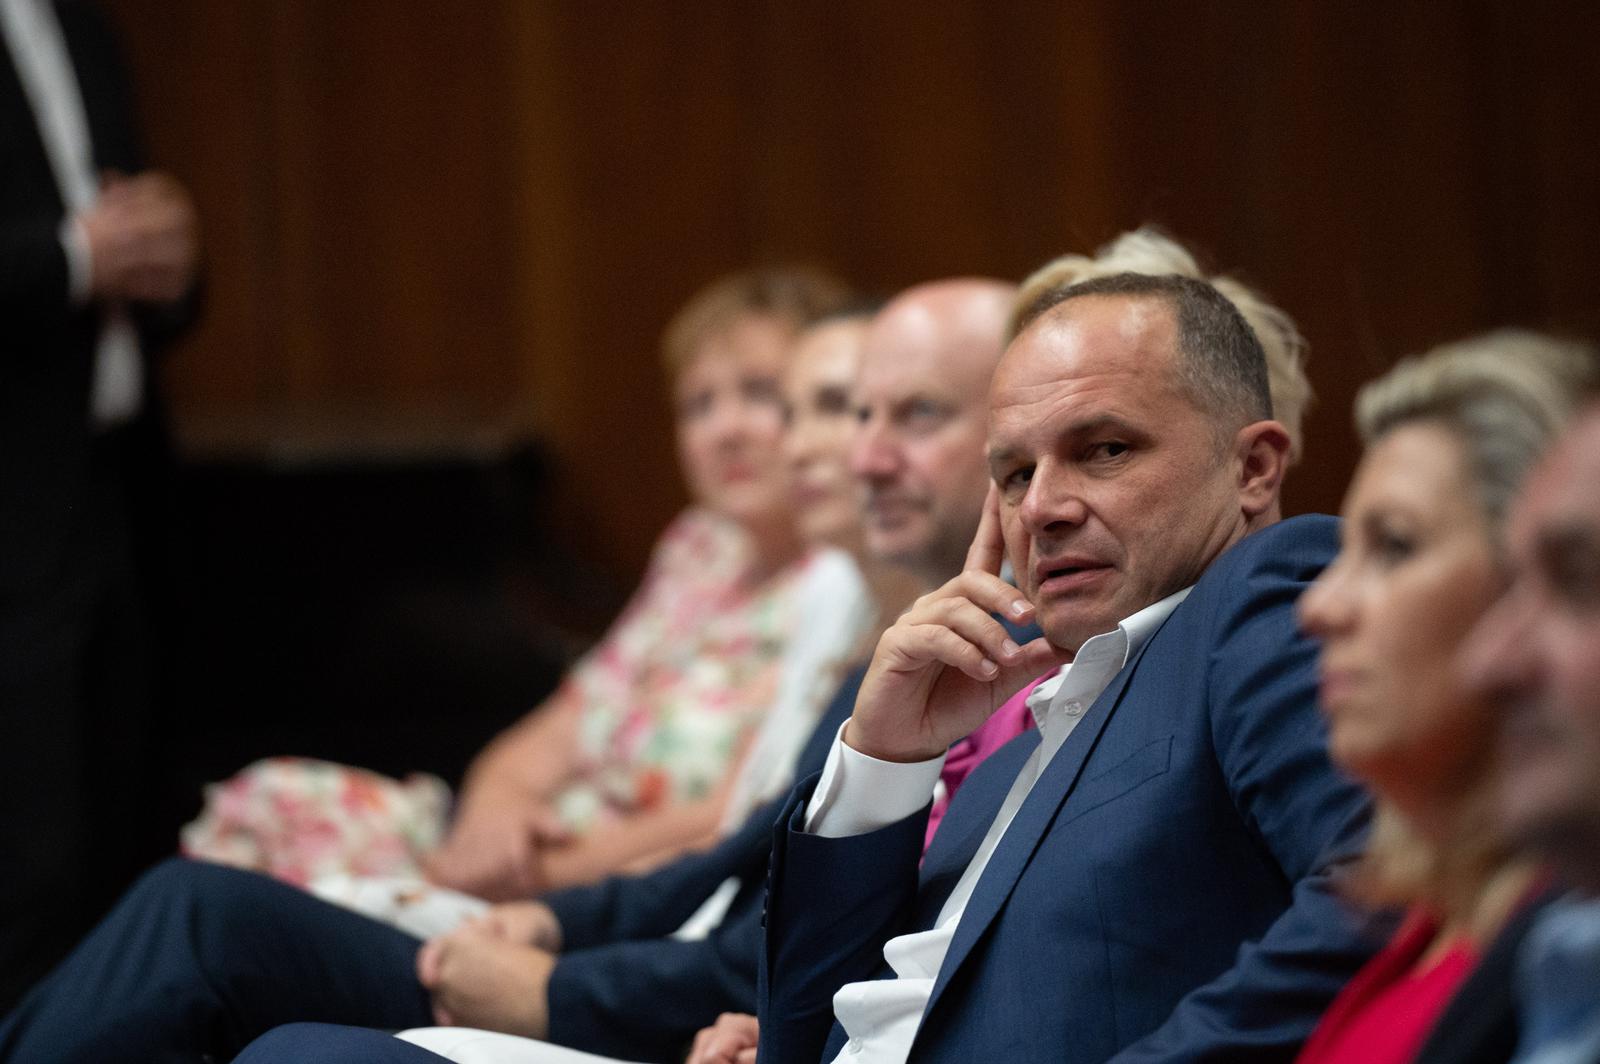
[0,0,142,427]
[805,587,1191,1064]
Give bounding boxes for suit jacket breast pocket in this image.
[1057,735,1173,829]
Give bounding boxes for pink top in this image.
[924,674,1050,850]
[1294,909,1480,1064]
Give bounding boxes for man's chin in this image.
[1035,600,1118,653]
[866,527,928,567]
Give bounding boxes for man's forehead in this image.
[994,298,1181,409]
[859,336,987,404]
[1019,292,1173,359]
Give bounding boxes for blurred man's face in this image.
[1461,414,1600,889]
[849,299,996,582]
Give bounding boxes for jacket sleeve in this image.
[756,772,929,1064]
[0,218,72,324]
[544,797,776,949]
[1109,515,1379,1064]
[545,890,767,1064]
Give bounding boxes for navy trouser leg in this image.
[0,858,433,1064]
[237,1023,454,1064]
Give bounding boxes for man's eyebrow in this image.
[986,445,1021,470]
[988,414,1141,461]
[1061,414,1141,438]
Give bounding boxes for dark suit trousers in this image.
[236,1023,453,1064]
[0,428,159,1013]
[0,859,432,1064]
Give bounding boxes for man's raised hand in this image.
[845,485,1070,763]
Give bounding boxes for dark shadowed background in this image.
[93,0,1599,818]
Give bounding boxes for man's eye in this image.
[1003,467,1034,491]
[1088,441,1130,460]
[902,400,948,428]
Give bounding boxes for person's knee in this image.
[234,1023,329,1062]
[235,1023,415,1064]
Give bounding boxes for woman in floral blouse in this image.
[183,268,868,903]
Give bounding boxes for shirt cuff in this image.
[59,217,92,305]
[803,720,946,838]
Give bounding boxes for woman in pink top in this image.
[1295,331,1596,1064]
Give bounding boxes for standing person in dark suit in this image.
[0,0,200,1013]
[757,272,1374,1064]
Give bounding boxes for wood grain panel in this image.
[104,0,1600,581]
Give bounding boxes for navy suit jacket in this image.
[540,616,1041,1062]
[540,665,868,1061]
[759,515,1377,1064]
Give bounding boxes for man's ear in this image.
[1233,420,1292,519]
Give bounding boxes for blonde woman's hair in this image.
[661,267,854,381]
[1358,330,1600,541]
[1010,228,1313,463]
[1350,329,1597,922]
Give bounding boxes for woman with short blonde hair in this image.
[1296,330,1596,1064]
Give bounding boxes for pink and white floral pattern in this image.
[183,507,811,883]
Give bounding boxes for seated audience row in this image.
[181,269,881,920]
[3,230,1599,1064]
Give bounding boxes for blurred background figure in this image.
[1009,226,1313,465]
[180,268,871,909]
[1460,404,1600,1064]
[0,0,200,1012]
[1296,331,1598,1064]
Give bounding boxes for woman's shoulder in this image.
[648,506,754,583]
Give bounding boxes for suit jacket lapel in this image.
[913,731,1041,928]
[920,634,1158,1019]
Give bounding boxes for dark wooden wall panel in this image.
[105,0,1600,581]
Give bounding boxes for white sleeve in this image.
[803,721,945,838]
[58,216,92,304]
[718,548,875,831]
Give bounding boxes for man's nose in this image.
[851,421,901,479]
[1016,465,1088,535]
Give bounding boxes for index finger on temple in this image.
[964,483,1007,575]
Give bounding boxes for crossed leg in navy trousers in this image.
[0,858,436,1064]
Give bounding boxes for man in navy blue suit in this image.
[0,278,1023,1064]
[756,271,1373,1064]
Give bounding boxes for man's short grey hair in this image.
[1010,228,1311,462]
[1357,329,1599,539]
[1014,271,1273,445]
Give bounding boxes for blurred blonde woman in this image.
[1296,331,1597,1064]
[1009,226,1313,461]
